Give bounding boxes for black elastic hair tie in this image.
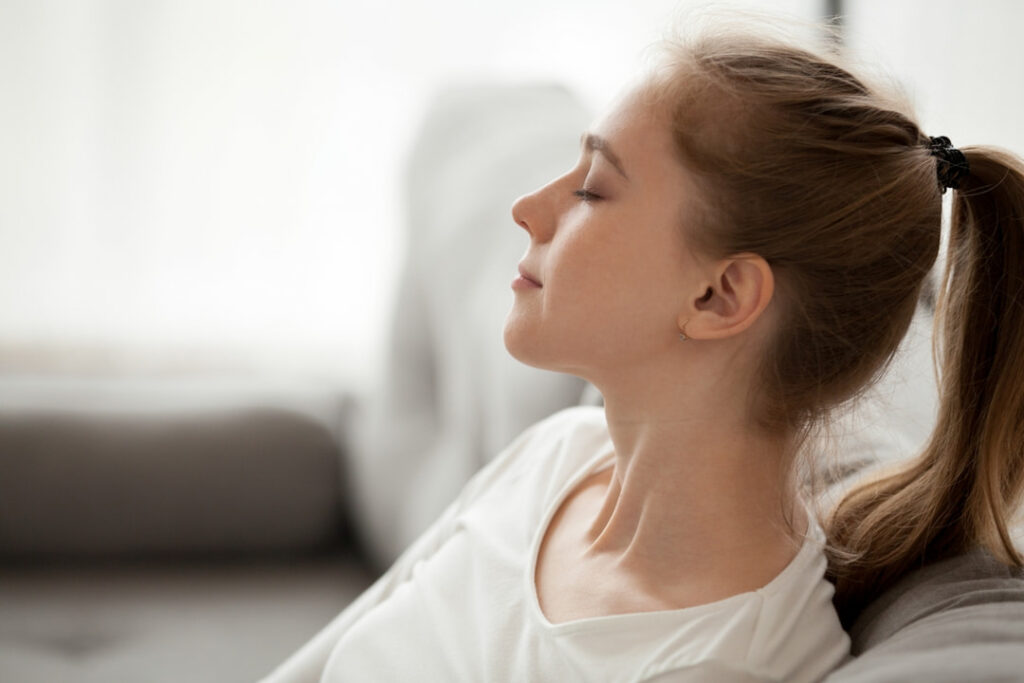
[927,135,970,194]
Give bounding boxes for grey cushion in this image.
[0,379,350,558]
[826,549,1024,682]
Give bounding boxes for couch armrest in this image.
[0,378,352,559]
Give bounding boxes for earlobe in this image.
[681,254,774,340]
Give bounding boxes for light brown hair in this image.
[651,23,1024,623]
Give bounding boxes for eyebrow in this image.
[581,133,629,180]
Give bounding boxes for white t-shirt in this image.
[262,406,851,683]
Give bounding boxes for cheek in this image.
[504,205,692,365]
[548,220,625,288]
[555,217,677,296]
[544,255,655,338]
[559,224,691,331]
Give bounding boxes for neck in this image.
[582,369,803,587]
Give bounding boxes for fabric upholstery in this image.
[0,378,349,557]
[826,549,1024,681]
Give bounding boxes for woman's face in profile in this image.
[504,83,709,378]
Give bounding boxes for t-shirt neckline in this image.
[525,447,820,636]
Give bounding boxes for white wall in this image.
[0,0,859,389]
[842,0,1024,158]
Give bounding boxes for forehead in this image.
[589,85,683,181]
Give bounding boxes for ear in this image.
[679,254,774,340]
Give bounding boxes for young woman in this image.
[264,21,1024,683]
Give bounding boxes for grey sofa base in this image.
[0,554,375,683]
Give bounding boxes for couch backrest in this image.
[826,548,1024,681]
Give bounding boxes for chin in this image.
[504,322,588,378]
[502,320,535,365]
[503,317,552,370]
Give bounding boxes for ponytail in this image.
[827,146,1024,625]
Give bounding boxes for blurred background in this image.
[3,0,1021,388]
[2,1,1023,682]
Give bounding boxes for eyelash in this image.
[573,188,601,202]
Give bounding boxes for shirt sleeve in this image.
[258,412,560,683]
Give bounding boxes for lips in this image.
[517,264,542,286]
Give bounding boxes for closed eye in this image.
[573,188,602,202]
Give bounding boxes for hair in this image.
[648,19,1024,624]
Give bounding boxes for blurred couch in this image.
[4,314,1023,683]
[348,82,593,567]
[0,377,377,683]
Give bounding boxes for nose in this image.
[511,192,535,236]
[512,185,555,241]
